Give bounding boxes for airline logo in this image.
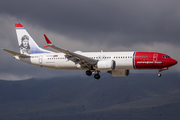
[54,55,58,57]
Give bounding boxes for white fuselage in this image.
[18,51,135,71]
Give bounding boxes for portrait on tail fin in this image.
[19,35,32,55]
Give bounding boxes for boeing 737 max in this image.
[2,23,178,79]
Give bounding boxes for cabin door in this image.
[39,55,43,64]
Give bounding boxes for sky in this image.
[0,0,179,80]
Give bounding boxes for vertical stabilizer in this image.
[15,23,52,55]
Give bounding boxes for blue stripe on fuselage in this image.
[133,51,136,69]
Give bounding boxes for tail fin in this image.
[15,23,52,55]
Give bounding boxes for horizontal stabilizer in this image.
[2,49,30,57]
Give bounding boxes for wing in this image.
[2,49,30,58]
[44,34,97,69]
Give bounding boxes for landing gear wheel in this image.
[86,70,92,76]
[158,73,161,77]
[94,74,100,80]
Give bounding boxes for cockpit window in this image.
[162,56,171,58]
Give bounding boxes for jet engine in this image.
[97,60,116,71]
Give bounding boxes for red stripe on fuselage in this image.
[134,52,173,69]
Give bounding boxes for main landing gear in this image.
[85,70,101,80]
[86,70,92,76]
[94,73,100,80]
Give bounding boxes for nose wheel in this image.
[158,73,161,77]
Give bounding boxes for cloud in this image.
[0,73,32,81]
[0,0,180,47]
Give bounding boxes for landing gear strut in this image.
[158,67,168,77]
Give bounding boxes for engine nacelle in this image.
[97,60,116,71]
[108,70,129,77]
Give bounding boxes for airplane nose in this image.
[170,59,178,66]
[174,59,178,65]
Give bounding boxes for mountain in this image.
[0,73,180,120]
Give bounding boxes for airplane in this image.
[2,23,178,79]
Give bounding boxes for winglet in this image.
[44,34,53,48]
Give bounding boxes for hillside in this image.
[0,73,180,120]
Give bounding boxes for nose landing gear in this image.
[158,67,168,77]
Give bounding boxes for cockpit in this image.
[162,56,171,58]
